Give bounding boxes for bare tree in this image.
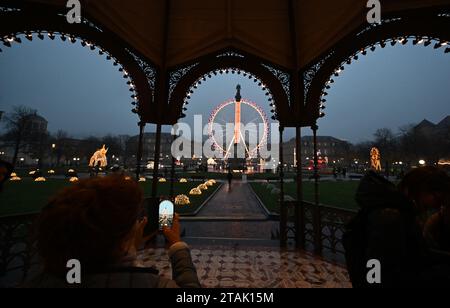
[2,106,37,169]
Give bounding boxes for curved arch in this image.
[0,7,155,123]
[304,11,450,125]
[165,54,291,125]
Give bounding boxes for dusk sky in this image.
[0,37,449,144]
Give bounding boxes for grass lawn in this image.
[0,179,220,217]
[250,181,361,214]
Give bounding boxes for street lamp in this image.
[419,160,426,166]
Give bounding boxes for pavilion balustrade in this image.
[280,201,356,257]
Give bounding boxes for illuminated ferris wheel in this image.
[207,85,269,159]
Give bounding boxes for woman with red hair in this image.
[27,175,201,288]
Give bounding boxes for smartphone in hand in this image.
[158,200,174,230]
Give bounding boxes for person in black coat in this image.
[345,167,450,288]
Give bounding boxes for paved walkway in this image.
[196,181,267,219]
[182,181,277,241]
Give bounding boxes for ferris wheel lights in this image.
[320,105,326,110]
[319,112,326,118]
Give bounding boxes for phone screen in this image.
[159,200,174,230]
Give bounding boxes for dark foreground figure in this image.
[25,175,201,288]
[344,167,450,288]
[0,160,13,191]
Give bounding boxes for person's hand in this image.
[163,213,181,247]
[131,216,148,254]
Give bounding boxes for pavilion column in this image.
[279,125,287,247]
[169,128,177,199]
[151,124,162,199]
[312,123,322,254]
[135,121,145,181]
[295,126,305,249]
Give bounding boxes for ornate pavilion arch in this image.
[296,5,450,253]
[303,7,450,125]
[165,49,292,125]
[0,3,157,124]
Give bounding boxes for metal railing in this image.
[0,213,39,287]
[281,201,357,259]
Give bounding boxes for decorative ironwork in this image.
[82,17,104,33]
[303,60,325,101]
[126,48,157,91]
[261,64,291,104]
[168,63,199,102]
[0,214,39,288]
[0,6,21,12]
[216,51,245,58]
[302,202,356,256]
[356,17,402,37]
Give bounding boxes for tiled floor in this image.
[137,246,352,288]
